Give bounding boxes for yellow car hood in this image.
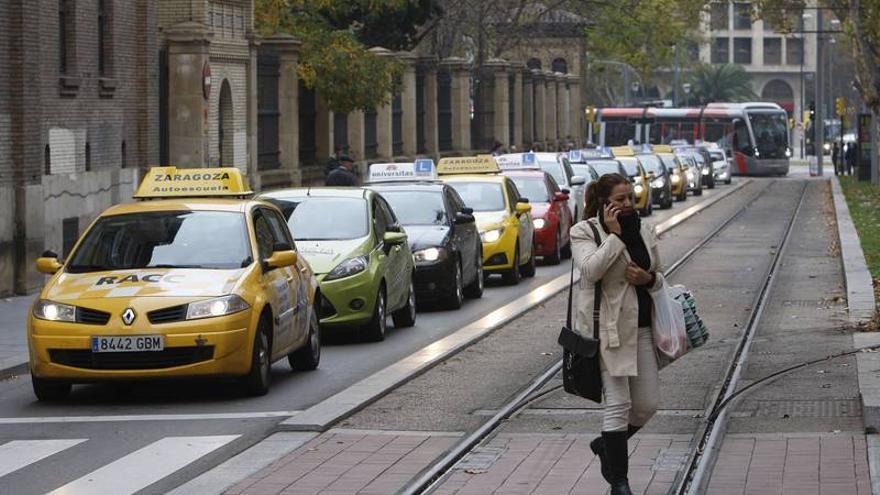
[45,268,247,302]
[473,211,508,231]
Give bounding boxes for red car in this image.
[503,170,573,265]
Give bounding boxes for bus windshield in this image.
[748,111,789,158]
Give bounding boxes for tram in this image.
[596,103,791,176]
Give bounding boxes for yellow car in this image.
[611,146,652,216]
[437,156,535,285]
[654,145,688,202]
[28,167,321,400]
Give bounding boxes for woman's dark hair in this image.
[584,173,630,219]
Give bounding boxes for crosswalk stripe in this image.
[45,435,240,495]
[0,439,87,478]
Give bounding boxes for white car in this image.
[700,143,732,185]
[533,153,586,222]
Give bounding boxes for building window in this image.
[710,2,729,30]
[85,142,91,171]
[763,38,782,65]
[121,140,126,169]
[45,145,51,175]
[786,37,804,65]
[711,38,729,64]
[551,58,568,74]
[734,38,752,64]
[733,2,751,29]
[59,0,74,74]
[526,58,542,70]
[62,218,79,258]
[97,0,111,76]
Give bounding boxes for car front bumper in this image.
[318,268,380,328]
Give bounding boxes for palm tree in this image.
[688,63,757,105]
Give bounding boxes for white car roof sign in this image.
[496,153,540,170]
[367,160,437,183]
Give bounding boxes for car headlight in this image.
[652,177,665,188]
[702,167,710,175]
[533,218,547,230]
[634,184,644,195]
[824,142,831,151]
[33,300,76,322]
[785,148,792,158]
[687,171,695,180]
[481,228,504,243]
[414,247,447,262]
[324,255,369,281]
[671,174,681,184]
[186,295,250,320]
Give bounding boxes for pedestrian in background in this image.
[846,143,857,176]
[324,146,344,178]
[326,155,358,186]
[832,142,841,176]
[570,173,665,495]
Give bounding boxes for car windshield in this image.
[709,151,724,161]
[590,161,623,176]
[571,164,595,180]
[378,190,447,226]
[287,197,369,240]
[537,158,566,185]
[508,177,551,203]
[637,155,664,175]
[447,182,506,212]
[618,157,640,177]
[66,211,251,273]
[659,155,679,171]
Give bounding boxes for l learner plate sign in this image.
[91,335,164,353]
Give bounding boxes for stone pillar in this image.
[522,68,533,147]
[314,95,333,164]
[261,34,302,186]
[418,56,440,158]
[443,57,471,153]
[486,59,509,148]
[165,22,213,167]
[532,69,546,146]
[567,75,582,145]
[544,71,558,148]
[247,34,259,178]
[510,62,523,149]
[370,48,394,160]
[398,52,418,157]
[348,111,365,166]
[556,73,568,145]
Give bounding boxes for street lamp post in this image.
[682,83,692,107]
[587,57,645,107]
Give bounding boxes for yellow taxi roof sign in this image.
[436,155,500,175]
[134,167,253,199]
[652,144,673,153]
[610,146,635,157]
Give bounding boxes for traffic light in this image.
[835,97,846,117]
[585,106,597,123]
[809,101,816,119]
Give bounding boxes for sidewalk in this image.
[0,294,32,375]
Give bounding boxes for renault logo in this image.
[121,308,137,326]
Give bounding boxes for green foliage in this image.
[255,0,435,114]
[839,176,880,278]
[688,63,757,104]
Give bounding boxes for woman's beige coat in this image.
[571,216,665,377]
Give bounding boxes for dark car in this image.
[636,153,674,209]
[368,182,483,309]
[676,146,716,189]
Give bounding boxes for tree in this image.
[688,63,758,104]
[255,0,440,114]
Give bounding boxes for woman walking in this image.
[571,173,665,494]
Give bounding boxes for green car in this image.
[260,188,416,342]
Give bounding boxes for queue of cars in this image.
[26,146,734,400]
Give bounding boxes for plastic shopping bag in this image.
[651,281,689,360]
[667,285,710,349]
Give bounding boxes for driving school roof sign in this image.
[134,166,253,199]
[436,155,500,175]
[495,153,540,170]
[367,160,437,182]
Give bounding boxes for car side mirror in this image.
[460,207,474,215]
[560,188,570,195]
[36,250,63,275]
[455,212,475,225]
[647,171,656,179]
[570,175,586,186]
[383,231,407,246]
[515,201,532,215]
[554,191,569,202]
[264,250,297,271]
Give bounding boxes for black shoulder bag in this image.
[557,221,603,403]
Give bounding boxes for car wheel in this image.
[693,186,703,196]
[546,230,562,265]
[521,242,537,278]
[361,287,387,342]
[242,315,272,396]
[392,278,417,328]
[289,308,320,371]
[443,262,464,310]
[31,374,71,402]
[463,254,484,299]
[502,246,521,285]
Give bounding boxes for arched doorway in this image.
[218,79,233,166]
[761,79,794,113]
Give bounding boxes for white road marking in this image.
[0,411,300,425]
[0,439,86,478]
[45,435,239,495]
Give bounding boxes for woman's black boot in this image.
[601,430,633,495]
[590,425,641,483]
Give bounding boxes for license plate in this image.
[91,335,164,353]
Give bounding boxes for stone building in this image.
[0,0,158,296]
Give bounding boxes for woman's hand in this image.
[625,263,653,286]
[603,203,622,235]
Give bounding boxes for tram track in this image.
[397,179,785,495]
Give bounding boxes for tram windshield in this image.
[747,111,789,158]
